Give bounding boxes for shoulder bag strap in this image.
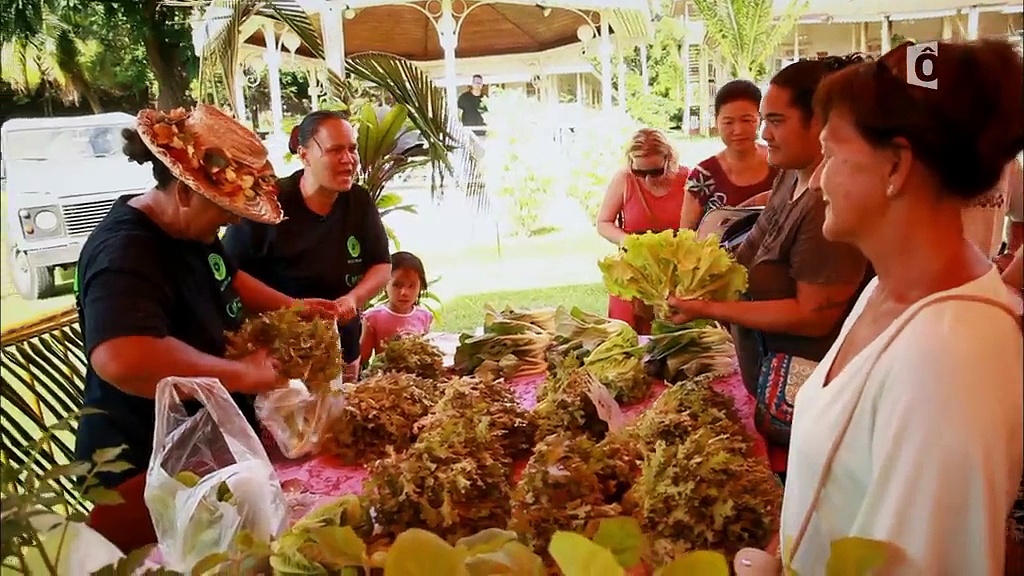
[787,292,1022,562]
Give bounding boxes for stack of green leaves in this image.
[508,434,637,553]
[414,377,537,460]
[598,229,748,320]
[362,425,514,543]
[547,307,631,370]
[224,306,342,393]
[533,368,613,442]
[484,304,558,334]
[645,319,737,382]
[582,325,651,404]
[454,317,551,380]
[366,333,446,380]
[627,428,782,564]
[324,373,440,465]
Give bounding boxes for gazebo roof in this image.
[240,0,652,62]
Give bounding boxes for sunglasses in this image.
[631,165,666,178]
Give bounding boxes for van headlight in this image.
[33,210,59,231]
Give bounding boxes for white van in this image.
[2,113,153,300]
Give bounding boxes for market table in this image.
[270,365,768,523]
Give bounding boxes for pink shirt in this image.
[362,304,434,350]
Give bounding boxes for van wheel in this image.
[8,249,56,301]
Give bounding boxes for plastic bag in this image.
[144,376,287,572]
[256,378,346,459]
[24,511,125,575]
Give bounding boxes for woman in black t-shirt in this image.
[76,106,338,552]
[223,112,392,381]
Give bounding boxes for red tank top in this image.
[620,170,688,234]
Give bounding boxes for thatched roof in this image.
[244,0,652,62]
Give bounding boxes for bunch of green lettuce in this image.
[598,229,748,319]
[582,325,651,404]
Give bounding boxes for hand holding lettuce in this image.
[599,229,748,321]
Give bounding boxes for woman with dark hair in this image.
[75,105,338,552]
[679,79,780,230]
[223,111,392,381]
[775,40,1023,574]
[669,56,871,485]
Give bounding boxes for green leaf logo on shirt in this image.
[226,297,242,319]
[347,236,361,258]
[208,254,227,281]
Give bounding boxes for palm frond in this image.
[692,0,807,80]
[198,0,264,118]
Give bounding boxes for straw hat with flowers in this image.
[135,104,284,224]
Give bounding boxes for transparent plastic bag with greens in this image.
[599,229,748,319]
[144,377,287,572]
[255,378,346,459]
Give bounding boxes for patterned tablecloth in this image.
[272,366,767,522]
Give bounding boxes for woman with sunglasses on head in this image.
[596,127,688,334]
[770,41,1023,575]
[679,80,779,230]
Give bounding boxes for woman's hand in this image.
[236,349,287,394]
[295,298,341,320]
[334,294,360,322]
[666,296,711,325]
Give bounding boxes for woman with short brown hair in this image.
[778,41,1023,574]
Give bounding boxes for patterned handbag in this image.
[753,334,819,447]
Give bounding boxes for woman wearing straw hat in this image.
[73,104,338,552]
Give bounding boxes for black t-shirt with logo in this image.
[221,170,391,362]
[73,196,254,488]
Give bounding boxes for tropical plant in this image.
[564,109,640,222]
[691,0,807,81]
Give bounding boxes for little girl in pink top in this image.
[360,251,434,364]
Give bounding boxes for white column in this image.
[850,24,857,52]
[575,72,583,103]
[439,0,459,121]
[967,5,980,40]
[881,16,892,53]
[860,21,868,52]
[640,44,649,94]
[941,16,953,40]
[233,61,248,123]
[308,68,321,111]
[263,22,284,136]
[322,0,346,81]
[616,45,627,108]
[793,25,800,59]
[599,16,613,111]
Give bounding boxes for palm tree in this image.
[1,0,102,113]
[691,0,807,81]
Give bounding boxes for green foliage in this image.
[564,109,639,223]
[691,0,807,81]
[481,90,561,236]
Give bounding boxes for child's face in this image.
[387,268,421,311]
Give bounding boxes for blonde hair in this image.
[626,128,679,174]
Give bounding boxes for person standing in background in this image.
[458,74,487,134]
[679,80,779,230]
[223,111,392,382]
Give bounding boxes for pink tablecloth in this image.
[272,367,767,520]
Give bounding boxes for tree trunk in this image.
[54,30,102,113]
[141,0,189,108]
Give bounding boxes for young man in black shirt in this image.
[458,74,487,131]
[223,111,392,380]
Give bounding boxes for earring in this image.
[886,183,897,198]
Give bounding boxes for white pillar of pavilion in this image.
[439,0,459,121]
[881,16,892,54]
[322,0,346,82]
[599,16,613,111]
[308,68,322,111]
[233,61,248,123]
[967,5,980,40]
[263,22,285,136]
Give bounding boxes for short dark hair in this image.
[770,53,871,123]
[390,251,427,291]
[815,40,1024,200]
[472,74,483,82]
[714,80,762,116]
[288,110,350,154]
